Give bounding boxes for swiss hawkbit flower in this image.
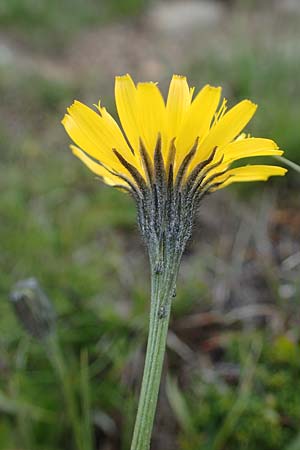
[62,74,287,450]
[62,74,286,262]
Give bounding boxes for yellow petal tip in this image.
[172,74,187,80]
[61,114,68,126]
[202,84,222,95]
[70,144,78,155]
[66,100,82,114]
[244,99,258,110]
[115,73,131,81]
[278,167,288,175]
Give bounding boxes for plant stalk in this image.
[47,335,85,450]
[130,251,180,450]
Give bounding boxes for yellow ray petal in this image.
[136,82,166,159]
[71,145,129,187]
[235,132,247,142]
[63,75,287,193]
[213,165,287,190]
[62,101,136,172]
[175,84,221,167]
[166,75,191,141]
[192,99,257,167]
[221,138,283,164]
[189,86,195,101]
[115,74,139,152]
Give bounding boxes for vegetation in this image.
[1,1,300,449]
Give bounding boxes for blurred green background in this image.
[1,1,300,449]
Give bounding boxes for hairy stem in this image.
[130,251,180,450]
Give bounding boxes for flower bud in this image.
[10,278,56,340]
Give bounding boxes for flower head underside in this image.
[62,74,287,260]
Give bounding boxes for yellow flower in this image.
[62,76,288,447]
[62,74,287,254]
[62,74,286,192]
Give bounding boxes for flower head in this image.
[62,74,286,260]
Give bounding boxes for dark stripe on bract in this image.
[112,183,140,202]
[207,174,233,192]
[184,147,217,193]
[174,137,199,191]
[194,174,233,207]
[113,149,158,242]
[198,166,228,191]
[139,138,154,186]
[166,138,176,177]
[153,134,166,191]
[167,163,174,194]
[153,135,167,238]
[96,158,142,201]
[165,163,175,239]
[189,154,225,199]
[113,149,148,194]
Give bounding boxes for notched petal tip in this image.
[66,100,85,116]
[172,74,187,80]
[203,84,222,93]
[61,114,69,126]
[137,81,158,88]
[243,99,258,111]
[115,73,134,82]
[71,99,82,108]
[208,84,222,90]
[265,139,283,154]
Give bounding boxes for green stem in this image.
[274,155,300,174]
[130,253,180,450]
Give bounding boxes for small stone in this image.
[0,43,14,66]
[148,1,224,34]
[278,284,296,300]
[276,0,300,14]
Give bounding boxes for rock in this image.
[0,42,14,66]
[276,0,300,14]
[148,1,224,34]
